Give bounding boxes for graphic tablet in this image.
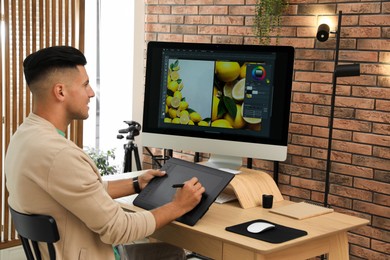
[133,158,235,226]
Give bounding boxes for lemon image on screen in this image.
[215,61,240,83]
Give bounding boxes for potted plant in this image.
[85,147,118,176]
[253,0,288,45]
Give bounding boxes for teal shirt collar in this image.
[56,129,65,137]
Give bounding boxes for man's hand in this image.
[171,177,205,214]
[138,169,166,190]
[151,177,205,229]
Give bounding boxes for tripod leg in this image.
[123,146,133,173]
[133,145,142,171]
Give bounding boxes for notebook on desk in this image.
[269,202,333,220]
[133,158,235,226]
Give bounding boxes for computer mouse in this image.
[247,222,275,233]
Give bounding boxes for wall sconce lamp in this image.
[317,11,361,207]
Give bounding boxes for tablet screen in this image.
[133,158,235,226]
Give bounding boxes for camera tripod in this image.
[117,121,142,172]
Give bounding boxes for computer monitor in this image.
[142,41,294,169]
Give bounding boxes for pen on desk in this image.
[172,184,184,188]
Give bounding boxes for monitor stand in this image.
[203,154,242,171]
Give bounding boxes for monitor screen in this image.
[142,41,294,169]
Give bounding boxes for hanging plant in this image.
[254,0,288,45]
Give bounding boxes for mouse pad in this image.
[134,158,235,226]
[226,219,307,243]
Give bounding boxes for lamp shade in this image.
[317,23,330,42]
[335,64,360,77]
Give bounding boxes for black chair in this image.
[10,207,60,260]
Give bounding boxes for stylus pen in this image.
[172,184,184,188]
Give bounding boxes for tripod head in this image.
[117,121,141,141]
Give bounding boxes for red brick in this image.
[282,16,317,26]
[145,23,171,33]
[288,144,311,157]
[157,34,183,42]
[328,194,352,208]
[360,15,390,26]
[227,26,253,36]
[331,184,373,201]
[292,81,311,92]
[228,6,255,15]
[198,25,227,35]
[295,49,333,61]
[363,63,390,75]
[373,123,390,135]
[373,193,390,207]
[199,6,228,15]
[372,216,390,230]
[373,146,390,160]
[352,86,390,99]
[356,110,390,124]
[379,52,390,62]
[291,156,326,170]
[339,3,381,14]
[371,239,390,256]
[337,75,376,87]
[350,244,390,260]
[353,155,390,171]
[290,103,314,114]
[334,118,372,132]
[291,176,325,191]
[378,76,390,87]
[146,5,171,14]
[376,100,390,112]
[332,140,372,156]
[184,15,213,24]
[171,5,198,14]
[158,15,184,24]
[295,93,331,105]
[289,123,312,135]
[331,162,374,178]
[279,183,311,199]
[314,61,333,72]
[214,16,244,25]
[171,25,197,34]
[343,27,381,39]
[146,14,158,23]
[358,39,390,51]
[291,114,329,127]
[354,200,389,218]
[335,96,374,109]
[333,129,353,141]
[339,50,378,63]
[295,71,332,83]
[353,132,390,147]
[294,60,314,71]
[183,35,211,43]
[281,163,313,178]
[185,0,213,4]
[212,36,243,44]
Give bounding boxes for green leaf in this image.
[217,99,227,118]
[223,96,237,118]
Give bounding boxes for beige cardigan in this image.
[5,113,156,260]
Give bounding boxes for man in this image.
[5,46,205,259]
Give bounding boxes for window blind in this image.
[0,0,85,248]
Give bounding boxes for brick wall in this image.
[143,1,389,259]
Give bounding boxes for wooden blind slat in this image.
[0,0,85,248]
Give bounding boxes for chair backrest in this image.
[10,207,60,260]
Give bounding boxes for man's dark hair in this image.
[23,46,87,86]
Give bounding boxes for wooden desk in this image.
[120,200,368,260]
